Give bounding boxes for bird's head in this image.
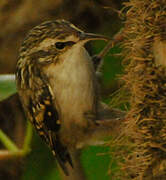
[16,19,109,88]
[18,19,109,64]
[16,20,110,175]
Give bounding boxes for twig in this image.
[0,129,19,152]
[0,74,15,82]
[23,121,33,153]
[0,150,26,160]
[97,28,124,60]
[93,28,124,71]
[0,121,33,159]
[0,93,33,159]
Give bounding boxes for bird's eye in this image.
[55,42,66,50]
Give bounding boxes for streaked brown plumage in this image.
[16,19,108,175]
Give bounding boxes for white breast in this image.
[46,45,97,128]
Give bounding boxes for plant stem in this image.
[0,74,15,82]
[0,121,33,159]
[23,121,33,154]
[0,129,19,151]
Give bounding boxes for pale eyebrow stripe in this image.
[38,38,56,49]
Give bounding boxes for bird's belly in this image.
[47,46,97,128]
[56,69,96,128]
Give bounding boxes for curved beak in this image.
[79,32,110,42]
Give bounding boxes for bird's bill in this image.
[79,32,110,42]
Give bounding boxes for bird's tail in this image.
[49,132,73,176]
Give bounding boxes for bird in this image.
[15,19,109,175]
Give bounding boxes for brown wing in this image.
[26,85,73,175]
[16,56,72,174]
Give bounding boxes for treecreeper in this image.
[16,19,109,175]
